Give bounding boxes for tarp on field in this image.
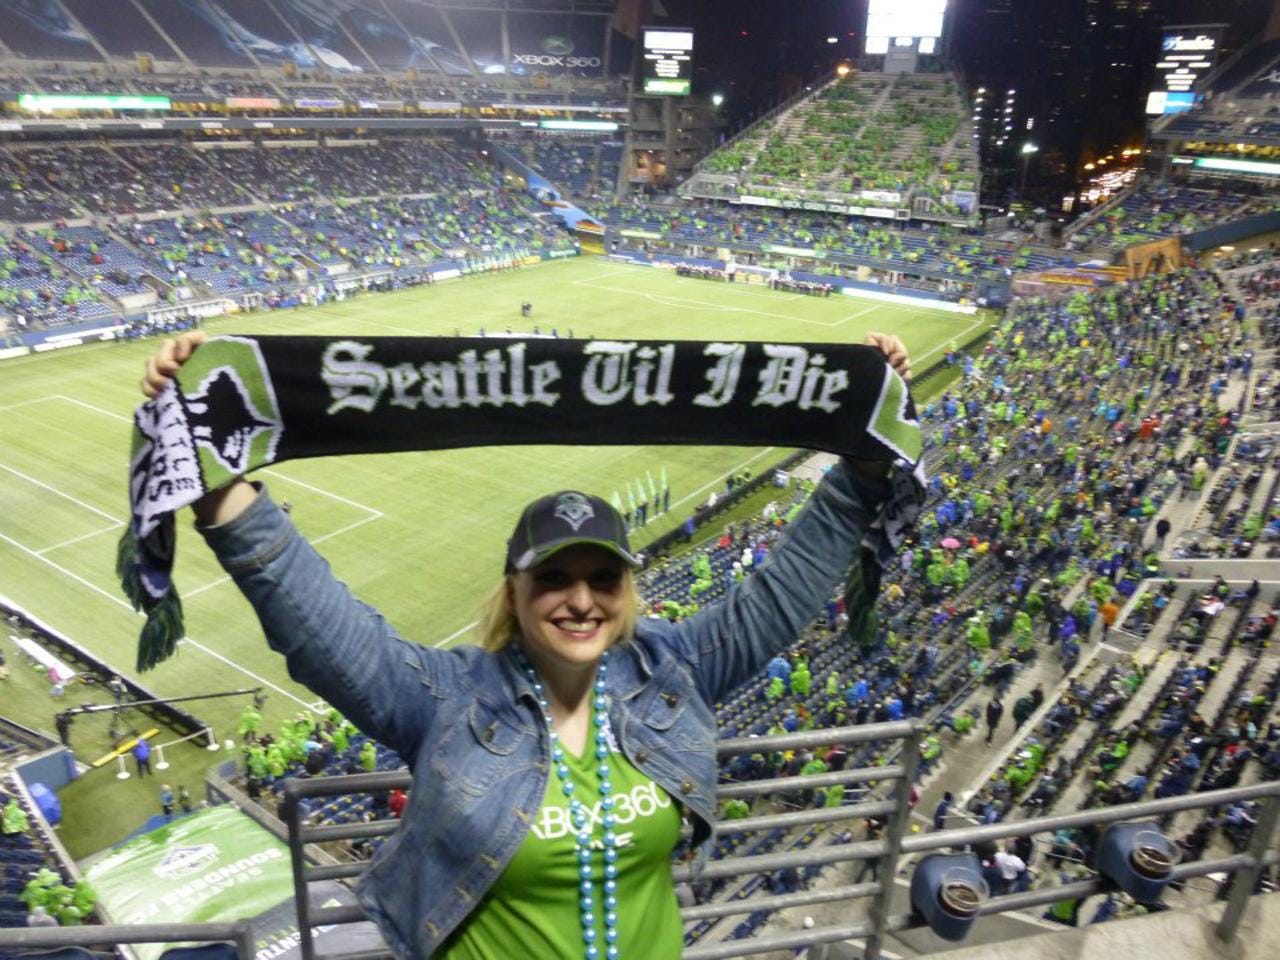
[82,805,293,960]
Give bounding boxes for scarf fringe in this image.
[843,548,883,649]
[116,526,185,671]
[136,589,184,673]
[115,527,144,609]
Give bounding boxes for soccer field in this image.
[0,257,983,748]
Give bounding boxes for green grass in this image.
[0,256,987,856]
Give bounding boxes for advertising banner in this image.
[83,806,293,960]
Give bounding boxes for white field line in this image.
[42,395,384,597]
[175,637,321,712]
[0,462,123,523]
[308,308,424,336]
[37,523,124,556]
[433,620,479,648]
[571,278,846,327]
[52,393,135,421]
[574,274,985,334]
[259,469,384,518]
[53,395,386,519]
[666,447,778,514]
[0,530,134,611]
[837,304,883,325]
[0,528,315,709]
[911,317,989,370]
[0,397,58,412]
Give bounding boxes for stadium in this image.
[0,1,1277,958]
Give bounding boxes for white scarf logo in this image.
[553,492,594,531]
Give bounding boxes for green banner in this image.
[83,805,293,960]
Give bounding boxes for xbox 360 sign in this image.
[513,35,601,70]
[513,53,602,68]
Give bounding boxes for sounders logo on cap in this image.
[553,492,594,531]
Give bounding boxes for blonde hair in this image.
[474,569,640,652]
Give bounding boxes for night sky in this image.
[658,0,1276,194]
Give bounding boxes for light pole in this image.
[1019,142,1039,199]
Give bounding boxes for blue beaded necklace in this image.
[520,649,621,960]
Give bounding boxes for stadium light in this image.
[827,36,839,44]
[1019,143,1039,198]
[712,93,725,107]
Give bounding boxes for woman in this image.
[141,330,912,960]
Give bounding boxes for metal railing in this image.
[2,721,1278,960]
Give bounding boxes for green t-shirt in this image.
[437,736,684,959]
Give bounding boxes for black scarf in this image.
[120,335,926,669]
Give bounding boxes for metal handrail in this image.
[0,919,256,956]
[5,725,1278,960]
[277,725,1280,960]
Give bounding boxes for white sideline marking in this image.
[666,447,778,514]
[0,528,315,709]
[0,397,56,412]
[909,317,989,370]
[53,394,134,420]
[0,462,123,523]
[314,309,424,336]
[434,620,478,648]
[0,530,135,611]
[37,523,123,556]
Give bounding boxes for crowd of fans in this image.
[697,72,978,218]
[642,262,1276,938]
[0,138,582,330]
[4,65,628,115]
[1067,181,1275,251]
[593,198,1071,284]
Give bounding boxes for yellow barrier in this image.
[91,728,160,768]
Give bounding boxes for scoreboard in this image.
[642,27,694,96]
[1146,25,1224,115]
[865,0,948,55]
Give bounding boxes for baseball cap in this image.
[505,490,639,574]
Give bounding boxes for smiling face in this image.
[509,543,631,678]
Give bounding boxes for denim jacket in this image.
[200,460,887,959]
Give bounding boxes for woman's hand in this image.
[849,332,914,482]
[865,331,911,383]
[138,330,257,526]
[141,331,206,398]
